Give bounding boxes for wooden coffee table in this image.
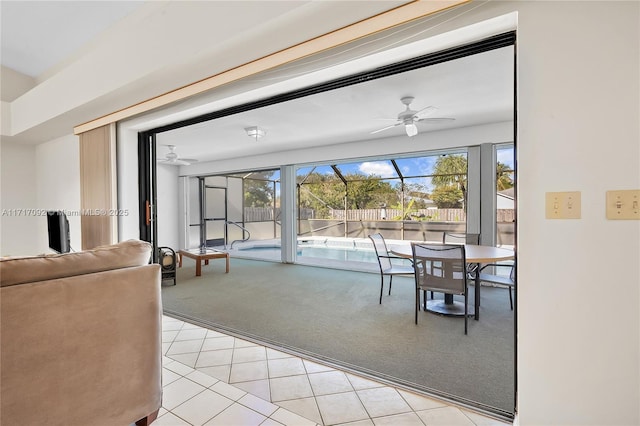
[178,249,230,277]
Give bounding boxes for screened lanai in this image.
[184,147,513,271]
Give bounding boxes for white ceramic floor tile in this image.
[171,389,234,425]
[175,328,208,341]
[371,412,425,426]
[169,352,199,368]
[234,338,260,348]
[195,349,233,368]
[167,339,204,356]
[163,330,179,342]
[356,387,411,418]
[165,359,196,376]
[308,371,354,396]
[303,359,335,374]
[233,379,271,401]
[210,380,248,401]
[266,347,294,360]
[162,368,182,386]
[162,377,207,410]
[315,392,370,425]
[153,411,191,425]
[198,365,232,383]
[162,320,185,331]
[461,409,512,426]
[230,360,269,383]
[334,420,374,426]
[261,419,285,426]
[206,329,228,338]
[276,397,323,424]
[268,357,306,378]
[186,369,219,388]
[202,336,236,351]
[237,392,279,417]
[346,373,385,391]
[397,389,447,411]
[270,407,318,426]
[181,321,205,330]
[158,316,509,426]
[203,403,266,426]
[233,346,267,363]
[270,375,314,402]
[415,406,475,426]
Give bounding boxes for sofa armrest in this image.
[1,263,162,426]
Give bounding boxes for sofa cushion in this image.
[0,239,152,287]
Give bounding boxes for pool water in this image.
[297,245,378,263]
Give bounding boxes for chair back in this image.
[412,243,467,295]
[442,232,479,245]
[368,233,392,271]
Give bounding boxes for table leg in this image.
[205,259,209,265]
[196,260,202,277]
[178,255,183,268]
[225,254,230,273]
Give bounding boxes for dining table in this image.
[389,243,515,320]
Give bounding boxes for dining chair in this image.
[477,262,515,310]
[412,242,469,334]
[442,232,480,245]
[368,233,415,304]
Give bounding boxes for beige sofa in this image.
[0,240,162,426]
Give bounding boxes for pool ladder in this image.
[227,221,251,249]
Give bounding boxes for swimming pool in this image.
[231,237,408,270]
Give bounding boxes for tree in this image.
[431,155,467,209]
[496,162,514,191]
[244,171,275,207]
[297,172,398,219]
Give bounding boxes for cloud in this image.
[358,161,396,178]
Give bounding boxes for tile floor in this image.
[157,315,511,426]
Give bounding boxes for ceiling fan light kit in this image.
[245,126,266,141]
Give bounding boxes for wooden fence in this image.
[244,207,514,223]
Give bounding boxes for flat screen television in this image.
[47,210,70,253]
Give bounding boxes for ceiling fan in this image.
[157,145,198,166]
[371,96,455,137]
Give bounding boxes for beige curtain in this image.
[79,123,118,249]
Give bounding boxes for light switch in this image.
[545,191,581,219]
[606,189,640,220]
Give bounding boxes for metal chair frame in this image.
[368,233,415,304]
[412,242,469,334]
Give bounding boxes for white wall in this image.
[516,2,639,424]
[35,134,81,253]
[156,163,179,249]
[0,134,81,256]
[0,141,38,255]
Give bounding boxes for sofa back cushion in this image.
[0,239,152,287]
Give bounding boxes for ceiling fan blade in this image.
[417,117,456,123]
[413,105,437,119]
[178,158,198,163]
[370,122,401,134]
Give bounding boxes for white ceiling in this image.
[0,0,513,161]
[1,1,145,77]
[156,46,514,163]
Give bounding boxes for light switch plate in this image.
[606,189,640,220]
[545,191,581,219]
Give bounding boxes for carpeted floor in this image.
[161,258,515,416]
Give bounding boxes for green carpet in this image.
[162,258,515,416]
